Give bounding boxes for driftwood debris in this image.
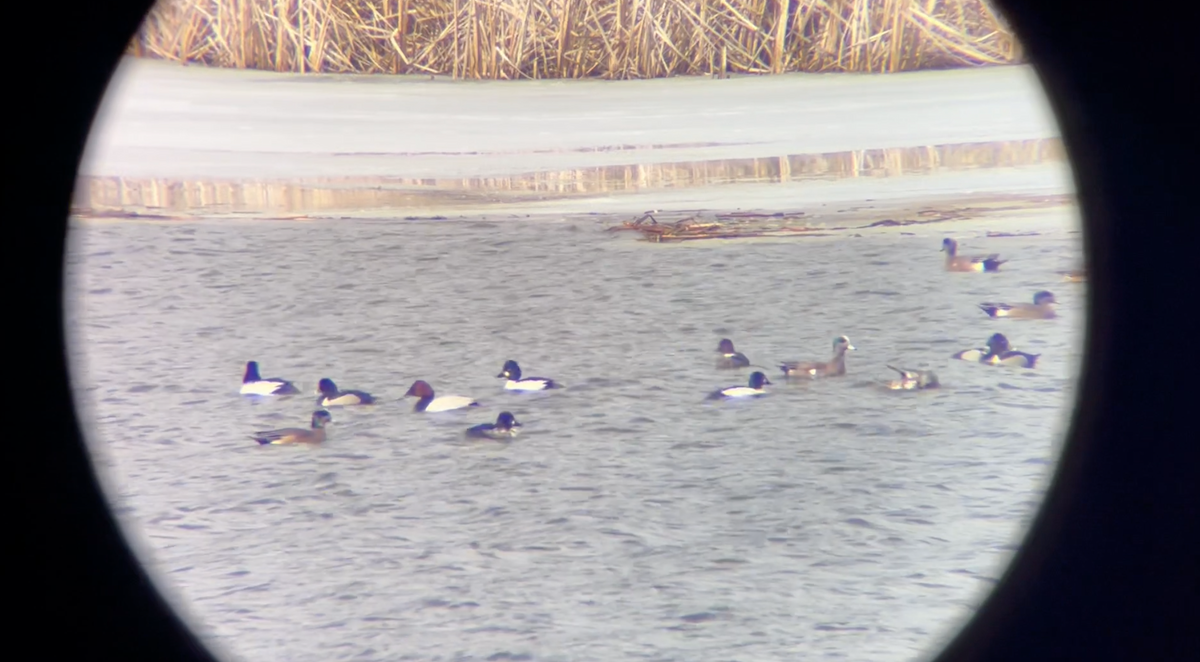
[606,211,824,243]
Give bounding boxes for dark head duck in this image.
[952,333,1040,367]
[316,377,376,406]
[708,370,772,400]
[465,411,522,440]
[405,380,480,413]
[240,361,300,396]
[978,291,1058,319]
[252,410,332,445]
[982,333,1041,368]
[715,338,750,369]
[942,238,1006,272]
[496,360,560,391]
[780,335,855,378]
[953,332,1012,362]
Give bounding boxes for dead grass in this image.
[130,0,1022,78]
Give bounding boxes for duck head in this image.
[748,371,772,389]
[497,360,521,380]
[987,333,1011,353]
[496,411,521,430]
[405,380,435,398]
[317,378,339,396]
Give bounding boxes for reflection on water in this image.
[76,138,1063,215]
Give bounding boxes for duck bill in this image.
[846,345,856,351]
[496,371,508,378]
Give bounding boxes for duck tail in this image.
[984,258,1007,272]
[978,304,999,317]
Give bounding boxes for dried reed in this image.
[130,0,1022,79]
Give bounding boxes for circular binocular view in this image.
[68,1,1084,660]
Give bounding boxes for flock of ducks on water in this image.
[244,359,557,444]
[245,237,1085,446]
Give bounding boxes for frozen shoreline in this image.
[79,58,1073,218]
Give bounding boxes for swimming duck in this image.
[980,333,1040,367]
[240,361,300,396]
[951,334,998,362]
[315,378,376,406]
[715,338,750,369]
[707,371,771,400]
[251,410,332,445]
[984,347,1040,368]
[780,336,855,378]
[465,411,522,440]
[496,360,560,391]
[942,238,1006,272]
[404,380,480,413]
[882,366,940,390]
[952,333,1040,368]
[978,291,1058,319]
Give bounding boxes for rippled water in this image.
[68,210,1081,662]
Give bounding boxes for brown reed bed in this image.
[129,0,1022,79]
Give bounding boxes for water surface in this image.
[69,210,1081,662]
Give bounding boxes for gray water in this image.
[69,211,1081,662]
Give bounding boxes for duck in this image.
[715,338,750,369]
[978,291,1058,319]
[951,334,996,362]
[465,411,522,440]
[981,333,1040,368]
[240,361,300,396]
[404,380,480,413]
[496,360,560,391]
[942,238,1006,272]
[251,410,332,445]
[315,378,376,406]
[882,366,940,390]
[780,335,855,378]
[707,371,771,400]
[953,333,1041,368]
[984,347,1040,368]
